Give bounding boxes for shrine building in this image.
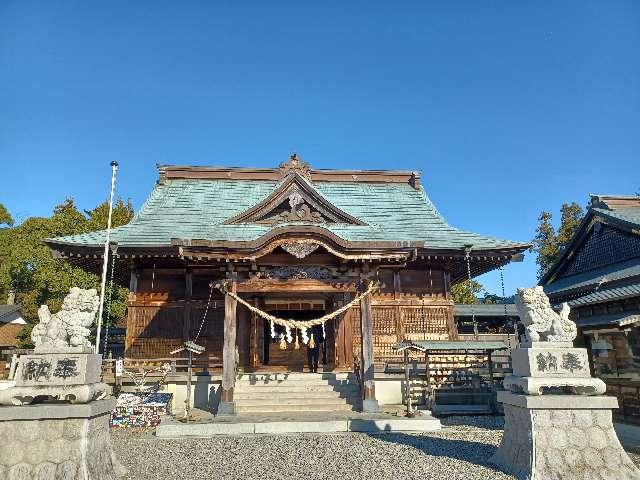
[45,154,528,412]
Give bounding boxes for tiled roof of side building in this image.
[48,177,528,251]
[453,304,518,316]
[593,207,640,230]
[0,305,20,321]
[544,258,640,296]
[567,284,640,308]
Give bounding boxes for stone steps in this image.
[235,397,355,406]
[234,390,359,400]
[236,403,357,414]
[233,372,361,414]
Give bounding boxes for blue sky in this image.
[1,1,639,295]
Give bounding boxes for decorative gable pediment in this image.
[225,154,366,226]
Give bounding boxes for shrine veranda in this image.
[45,155,529,410]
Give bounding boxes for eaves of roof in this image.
[567,284,640,308]
[544,258,640,297]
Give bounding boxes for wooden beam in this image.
[220,280,237,415]
[359,291,379,412]
[236,278,358,293]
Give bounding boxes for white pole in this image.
[95,161,119,354]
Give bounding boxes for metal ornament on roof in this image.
[278,153,312,180]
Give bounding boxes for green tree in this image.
[0,203,13,227]
[451,279,483,304]
[0,198,134,348]
[531,202,584,279]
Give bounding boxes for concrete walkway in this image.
[156,407,442,437]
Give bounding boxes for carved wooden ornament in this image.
[281,241,320,258]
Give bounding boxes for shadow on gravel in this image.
[367,432,503,472]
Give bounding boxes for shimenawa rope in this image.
[216,281,377,330]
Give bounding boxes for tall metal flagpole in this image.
[95,161,119,354]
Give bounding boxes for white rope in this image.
[218,282,377,330]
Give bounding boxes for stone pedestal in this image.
[0,398,126,479]
[491,392,640,480]
[505,345,606,396]
[0,353,107,405]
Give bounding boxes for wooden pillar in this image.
[219,280,237,415]
[360,291,379,412]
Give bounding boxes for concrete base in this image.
[217,401,236,416]
[0,398,126,479]
[491,393,640,480]
[362,399,379,413]
[155,415,441,437]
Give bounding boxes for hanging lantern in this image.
[294,332,300,350]
[309,333,316,349]
[279,333,287,350]
[301,327,309,344]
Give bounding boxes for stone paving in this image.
[111,415,640,480]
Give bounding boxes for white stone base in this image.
[0,382,108,405]
[0,399,126,479]
[503,375,607,396]
[491,393,640,480]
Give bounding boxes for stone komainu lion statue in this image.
[515,286,577,343]
[31,287,100,351]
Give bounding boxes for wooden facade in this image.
[123,263,458,369]
[47,154,528,410]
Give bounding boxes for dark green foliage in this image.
[531,202,584,280]
[0,198,134,348]
[0,204,13,227]
[451,279,483,304]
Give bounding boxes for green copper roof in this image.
[49,177,526,251]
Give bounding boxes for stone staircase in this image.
[233,372,362,414]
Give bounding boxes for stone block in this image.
[15,353,102,387]
[511,347,590,378]
[498,392,618,409]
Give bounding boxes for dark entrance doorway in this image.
[262,310,328,372]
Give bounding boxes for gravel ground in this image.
[111,416,640,480]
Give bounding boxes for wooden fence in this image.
[101,356,222,379]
